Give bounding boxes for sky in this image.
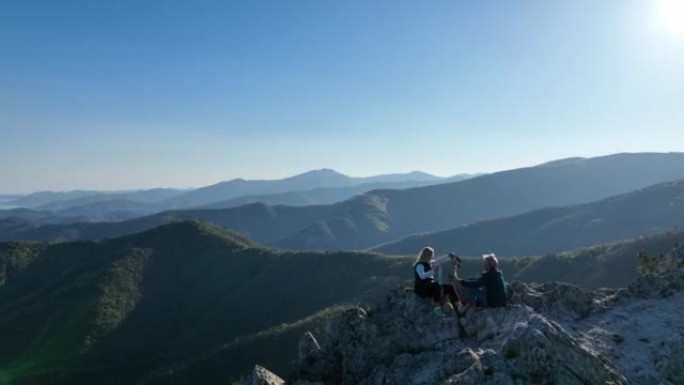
[1,0,683,194]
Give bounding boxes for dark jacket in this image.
[413,262,433,285]
[460,269,507,307]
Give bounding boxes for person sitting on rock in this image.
[413,247,442,311]
[454,253,507,308]
[413,247,448,313]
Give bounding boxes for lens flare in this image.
[659,0,684,37]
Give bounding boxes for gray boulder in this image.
[458,305,534,344]
[241,365,285,385]
[501,315,626,384]
[508,281,601,320]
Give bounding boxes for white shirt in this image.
[415,255,449,280]
[415,263,435,280]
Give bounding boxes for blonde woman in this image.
[413,247,456,312]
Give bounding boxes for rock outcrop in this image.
[282,290,626,385]
[243,248,684,385]
[241,365,286,385]
[298,331,322,360]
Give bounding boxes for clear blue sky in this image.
[1,0,683,193]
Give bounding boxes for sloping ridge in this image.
[270,194,393,250]
[122,219,256,249]
[0,221,406,385]
[376,179,684,256]
[0,202,337,244]
[273,152,684,250]
[0,221,262,385]
[510,227,684,289]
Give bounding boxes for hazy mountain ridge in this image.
[0,195,21,203]
[0,203,163,226]
[3,153,684,251]
[8,190,102,207]
[8,188,185,208]
[164,169,453,208]
[273,153,684,250]
[49,199,164,221]
[376,179,684,256]
[204,176,477,209]
[0,189,186,223]
[0,208,85,224]
[0,170,463,225]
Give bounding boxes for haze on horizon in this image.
[1,0,683,194]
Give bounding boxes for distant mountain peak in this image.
[406,170,431,175]
[535,157,588,167]
[314,168,339,173]
[293,168,346,177]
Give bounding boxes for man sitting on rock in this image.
[454,253,507,308]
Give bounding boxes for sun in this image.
[658,0,684,37]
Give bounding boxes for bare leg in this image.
[451,264,468,303]
[451,280,468,304]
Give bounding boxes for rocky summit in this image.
[242,247,684,385]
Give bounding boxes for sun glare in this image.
[659,0,684,37]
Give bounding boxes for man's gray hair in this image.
[483,253,498,268]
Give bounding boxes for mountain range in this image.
[3,152,684,384]
[0,170,467,223]
[203,175,477,209]
[164,169,448,208]
[4,153,683,255]
[376,179,684,256]
[8,188,185,208]
[1,219,683,384]
[272,152,684,250]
